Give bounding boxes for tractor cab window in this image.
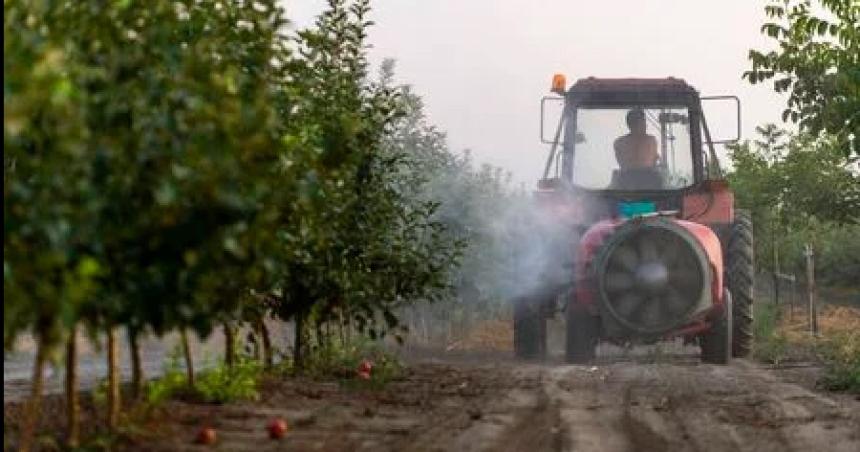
[572,106,694,191]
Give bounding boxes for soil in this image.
[5,347,859,452]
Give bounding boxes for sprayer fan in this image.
[598,221,707,334]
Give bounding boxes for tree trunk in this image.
[18,333,48,452]
[66,324,80,448]
[251,326,261,361]
[128,327,144,400]
[107,327,120,430]
[345,305,353,344]
[223,322,235,369]
[259,319,273,369]
[338,308,346,346]
[315,320,324,350]
[180,329,195,387]
[421,309,429,344]
[294,310,305,372]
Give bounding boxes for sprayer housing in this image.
[575,216,724,342]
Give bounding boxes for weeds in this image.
[816,331,860,394]
[753,301,789,365]
[279,338,406,389]
[145,368,188,406]
[753,300,860,394]
[195,358,262,403]
[145,347,264,405]
[145,347,190,405]
[143,337,405,408]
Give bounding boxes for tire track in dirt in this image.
[482,371,570,452]
[534,360,859,452]
[388,364,544,452]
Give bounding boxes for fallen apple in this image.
[358,359,373,374]
[267,418,288,439]
[357,370,371,380]
[195,427,217,445]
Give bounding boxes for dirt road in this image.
[130,348,858,452]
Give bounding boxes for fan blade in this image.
[663,287,688,315]
[605,272,634,293]
[614,293,645,317]
[659,239,682,268]
[614,246,640,273]
[638,237,659,263]
[639,298,662,327]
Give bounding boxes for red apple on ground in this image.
[268,418,288,439]
[357,370,371,380]
[195,427,217,445]
[358,359,373,374]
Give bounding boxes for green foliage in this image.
[817,331,860,393]
[254,3,464,349]
[727,125,860,285]
[745,0,859,158]
[5,0,293,350]
[145,346,188,405]
[145,367,188,406]
[284,337,405,388]
[195,359,262,403]
[146,352,263,405]
[5,0,465,374]
[4,0,101,349]
[775,221,860,286]
[752,301,789,365]
[751,298,858,393]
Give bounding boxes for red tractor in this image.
[513,76,754,364]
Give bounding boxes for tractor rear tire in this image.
[728,210,754,357]
[701,292,733,365]
[513,296,547,360]
[565,304,599,364]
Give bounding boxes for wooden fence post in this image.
[789,275,795,320]
[773,231,780,305]
[804,244,817,335]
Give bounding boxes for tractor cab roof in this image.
[566,77,700,107]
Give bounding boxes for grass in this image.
[753,300,860,394]
[753,301,789,365]
[816,330,860,393]
[278,338,406,389]
[195,358,263,403]
[142,337,407,408]
[144,347,264,406]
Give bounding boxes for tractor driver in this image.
[613,108,659,170]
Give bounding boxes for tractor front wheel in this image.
[513,296,547,360]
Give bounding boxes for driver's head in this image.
[626,108,647,134]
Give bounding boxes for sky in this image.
[285,0,788,185]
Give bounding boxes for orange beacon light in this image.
[551,74,566,95]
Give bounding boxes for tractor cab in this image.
[538,76,740,222]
